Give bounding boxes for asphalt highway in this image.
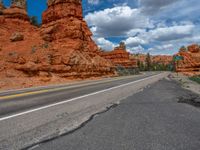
[0,72,168,149]
[0,72,159,118]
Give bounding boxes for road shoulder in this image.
[170,73,200,95]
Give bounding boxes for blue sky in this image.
[2,0,200,55]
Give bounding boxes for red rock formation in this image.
[11,0,27,9]
[132,54,173,67]
[0,0,115,90]
[152,55,173,65]
[132,54,146,64]
[175,44,200,76]
[100,42,138,69]
[0,0,5,11]
[0,0,45,89]
[39,0,114,78]
[2,0,29,21]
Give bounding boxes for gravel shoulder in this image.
[170,73,200,95]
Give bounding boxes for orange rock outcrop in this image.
[133,54,172,66]
[152,55,173,65]
[132,54,146,64]
[100,42,138,69]
[175,44,200,76]
[39,0,114,78]
[0,0,5,11]
[0,0,115,90]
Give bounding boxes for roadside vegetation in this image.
[30,16,41,27]
[116,66,139,76]
[189,76,200,84]
[137,53,173,71]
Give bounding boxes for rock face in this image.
[11,0,27,10]
[2,0,29,21]
[132,54,173,72]
[39,0,115,78]
[133,54,146,64]
[0,0,115,90]
[100,42,138,69]
[175,44,200,76]
[0,0,44,89]
[0,0,5,11]
[152,55,173,65]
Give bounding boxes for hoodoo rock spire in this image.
[39,0,115,78]
[2,0,29,21]
[0,0,5,10]
[11,0,27,10]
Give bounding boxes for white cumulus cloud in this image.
[85,6,150,37]
[125,36,148,47]
[93,37,116,51]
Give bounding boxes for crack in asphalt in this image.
[23,103,119,150]
[178,94,200,107]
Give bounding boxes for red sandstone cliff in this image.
[100,42,138,69]
[0,0,115,90]
[39,0,115,77]
[133,54,172,66]
[152,55,173,65]
[175,44,200,76]
[133,54,146,64]
[0,1,49,89]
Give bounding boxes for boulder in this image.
[10,32,24,42]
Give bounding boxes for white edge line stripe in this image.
[0,73,163,122]
[0,74,144,95]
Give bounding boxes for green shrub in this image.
[31,46,37,54]
[30,16,40,27]
[116,66,139,76]
[189,76,200,84]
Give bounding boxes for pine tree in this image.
[145,53,151,71]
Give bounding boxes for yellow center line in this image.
[0,89,51,100]
[0,86,74,100]
[0,74,147,100]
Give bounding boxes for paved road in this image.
[34,78,200,150]
[0,72,158,118]
[0,72,167,149]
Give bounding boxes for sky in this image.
[2,0,200,55]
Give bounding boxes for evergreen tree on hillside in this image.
[30,16,40,27]
[145,53,151,71]
[179,46,187,52]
